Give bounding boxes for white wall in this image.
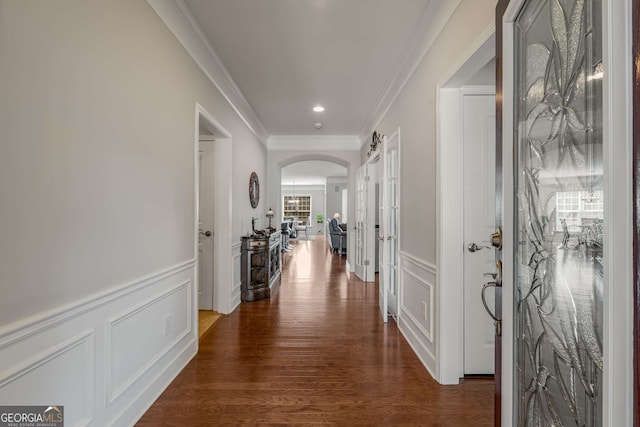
[0,0,265,424]
[326,177,347,225]
[361,0,496,379]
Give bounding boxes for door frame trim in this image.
[603,0,634,423]
[435,24,495,385]
[634,0,640,423]
[194,103,234,315]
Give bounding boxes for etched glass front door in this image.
[514,0,603,425]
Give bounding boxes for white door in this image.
[198,139,215,310]
[462,92,496,374]
[364,161,376,282]
[354,165,367,281]
[383,130,400,319]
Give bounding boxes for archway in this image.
[266,152,357,270]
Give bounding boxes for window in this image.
[556,190,603,232]
[283,195,311,225]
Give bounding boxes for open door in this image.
[381,130,400,320]
[501,0,609,424]
[354,165,367,281]
[377,134,388,322]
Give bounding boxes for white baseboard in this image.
[0,260,196,426]
[230,243,242,312]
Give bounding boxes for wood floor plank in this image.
[138,237,493,426]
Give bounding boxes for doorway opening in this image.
[274,154,352,263]
[436,26,496,384]
[358,129,401,322]
[194,104,234,344]
[280,161,347,245]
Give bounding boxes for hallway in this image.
[138,237,493,425]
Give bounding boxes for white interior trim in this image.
[501,0,523,423]
[602,0,633,425]
[400,251,437,274]
[147,0,269,144]
[106,280,192,404]
[0,261,197,426]
[435,25,495,385]
[230,243,242,312]
[440,23,496,89]
[0,259,195,345]
[398,251,437,378]
[195,103,234,315]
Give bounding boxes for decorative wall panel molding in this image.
[0,260,197,426]
[398,252,437,378]
[0,330,94,426]
[0,259,195,347]
[106,281,192,404]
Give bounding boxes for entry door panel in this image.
[513,0,604,424]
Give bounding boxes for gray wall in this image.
[0,0,266,325]
[360,0,495,264]
[325,177,347,223]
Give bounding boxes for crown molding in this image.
[267,135,361,151]
[147,0,269,144]
[358,0,463,145]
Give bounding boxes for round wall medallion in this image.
[249,172,260,208]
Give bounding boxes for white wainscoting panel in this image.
[0,330,94,426]
[398,252,437,378]
[231,242,242,311]
[107,280,191,404]
[0,259,197,426]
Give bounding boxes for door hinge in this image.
[365,175,370,182]
[364,260,370,266]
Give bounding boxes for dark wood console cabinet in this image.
[241,232,281,302]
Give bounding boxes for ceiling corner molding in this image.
[358,0,463,144]
[147,0,269,144]
[267,135,361,151]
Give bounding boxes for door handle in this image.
[481,260,502,335]
[199,230,212,237]
[467,242,490,252]
[481,282,499,322]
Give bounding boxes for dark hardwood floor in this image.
[138,236,493,426]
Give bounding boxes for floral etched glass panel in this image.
[514,0,603,425]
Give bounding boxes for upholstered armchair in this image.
[328,219,346,254]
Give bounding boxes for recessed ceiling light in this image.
[313,106,325,112]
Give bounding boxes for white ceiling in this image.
[281,161,347,186]
[183,0,435,136]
